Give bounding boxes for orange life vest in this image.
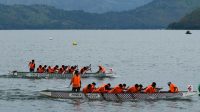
[92,84,106,93]
[58,68,64,74]
[37,67,44,73]
[144,85,156,93]
[29,62,35,69]
[169,83,178,93]
[71,75,81,88]
[82,86,92,94]
[109,86,123,94]
[48,67,54,73]
[100,66,106,73]
[127,86,139,93]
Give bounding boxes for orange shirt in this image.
[82,86,92,94]
[109,86,123,94]
[71,75,81,88]
[37,67,44,73]
[29,62,35,69]
[144,85,156,93]
[169,83,178,93]
[127,86,139,93]
[92,84,106,93]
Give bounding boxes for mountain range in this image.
[168,8,200,29]
[0,0,152,13]
[0,0,200,29]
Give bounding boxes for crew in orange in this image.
[97,65,106,73]
[70,70,81,92]
[58,68,64,74]
[47,66,54,73]
[168,82,179,93]
[29,60,35,72]
[126,84,140,93]
[37,65,44,73]
[82,84,92,94]
[144,82,157,93]
[109,84,123,94]
[93,83,111,93]
[53,65,59,72]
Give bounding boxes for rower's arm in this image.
[70,78,73,86]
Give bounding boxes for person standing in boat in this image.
[29,60,35,72]
[168,82,179,93]
[70,70,81,92]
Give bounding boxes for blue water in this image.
[0,30,199,112]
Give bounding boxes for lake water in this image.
[0,30,199,112]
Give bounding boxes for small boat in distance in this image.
[185,30,192,34]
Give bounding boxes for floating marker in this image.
[49,37,53,40]
[73,41,77,46]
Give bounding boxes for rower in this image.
[91,82,96,91]
[97,65,106,73]
[28,60,35,72]
[37,65,44,73]
[42,65,47,72]
[93,83,111,93]
[80,67,87,74]
[82,84,92,94]
[47,66,54,73]
[138,84,143,92]
[168,82,178,93]
[58,68,64,74]
[53,65,59,72]
[70,70,81,92]
[109,84,123,94]
[126,84,140,93]
[144,82,157,93]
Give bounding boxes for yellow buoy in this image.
[73,41,77,46]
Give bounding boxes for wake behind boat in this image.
[40,90,197,101]
[7,71,116,79]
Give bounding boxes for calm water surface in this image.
[0,30,200,112]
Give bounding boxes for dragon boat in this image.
[6,71,116,79]
[40,90,197,101]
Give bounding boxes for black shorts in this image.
[72,87,80,92]
[30,68,34,72]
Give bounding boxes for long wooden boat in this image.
[40,90,197,101]
[6,71,116,79]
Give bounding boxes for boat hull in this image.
[7,71,116,79]
[40,90,197,101]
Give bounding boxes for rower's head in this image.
[152,82,156,88]
[139,84,143,88]
[135,84,139,88]
[107,83,111,87]
[92,82,96,86]
[105,85,109,90]
[48,66,51,68]
[123,83,126,87]
[44,65,47,68]
[55,65,59,68]
[168,82,171,86]
[87,84,92,89]
[75,70,79,75]
[32,60,34,63]
[62,65,65,68]
[119,84,123,88]
[39,65,42,68]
